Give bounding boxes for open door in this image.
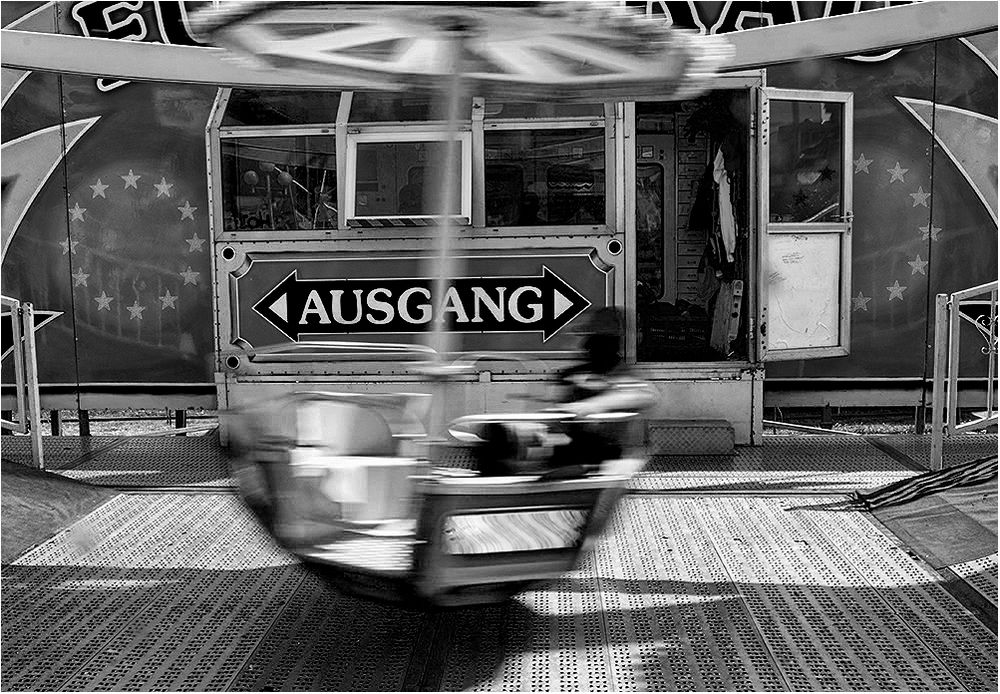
[758,88,853,361]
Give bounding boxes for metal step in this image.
[648,418,735,455]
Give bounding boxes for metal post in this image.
[987,288,997,417]
[174,408,188,435]
[929,293,948,471]
[947,293,961,436]
[78,409,91,437]
[23,303,45,469]
[50,409,61,436]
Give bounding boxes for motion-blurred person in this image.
[473,307,656,477]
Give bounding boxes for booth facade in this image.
[209,76,854,444]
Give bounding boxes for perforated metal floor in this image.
[3,490,996,691]
[1,434,235,487]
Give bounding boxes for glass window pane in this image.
[484,129,605,226]
[221,136,337,231]
[768,100,843,223]
[484,101,603,119]
[350,92,471,122]
[353,141,461,217]
[636,163,665,300]
[222,90,340,126]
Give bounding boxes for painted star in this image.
[160,290,178,310]
[851,291,872,311]
[919,223,942,241]
[185,233,205,253]
[89,178,109,198]
[886,162,908,183]
[908,255,928,275]
[120,169,141,189]
[93,291,114,311]
[154,177,174,198]
[71,267,90,287]
[59,237,80,255]
[909,186,931,207]
[69,202,87,222]
[178,201,197,220]
[180,266,200,285]
[854,153,873,174]
[886,280,907,301]
[126,300,146,320]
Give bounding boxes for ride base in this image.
[1,432,996,692]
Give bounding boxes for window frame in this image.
[344,128,473,224]
[216,124,340,239]
[480,112,612,231]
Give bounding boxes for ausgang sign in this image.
[252,265,592,342]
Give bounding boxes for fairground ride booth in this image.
[210,80,854,447]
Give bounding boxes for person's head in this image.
[580,307,623,372]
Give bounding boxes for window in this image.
[345,131,472,224]
[221,135,337,231]
[222,90,341,126]
[483,128,606,226]
[767,100,844,223]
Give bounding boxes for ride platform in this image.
[1,433,996,691]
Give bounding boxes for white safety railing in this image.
[930,281,999,470]
[1,295,45,469]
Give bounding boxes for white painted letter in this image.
[509,286,543,323]
[439,285,469,323]
[299,289,331,325]
[470,286,505,323]
[330,289,364,325]
[366,287,395,325]
[399,287,432,324]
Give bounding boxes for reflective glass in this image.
[353,141,462,216]
[221,136,337,230]
[768,100,844,223]
[483,101,603,119]
[350,92,472,122]
[484,129,605,226]
[222,90,340,126]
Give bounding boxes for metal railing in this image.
[1,295,44,468]
[930,281,999,470]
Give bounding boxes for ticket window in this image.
[634,93,751,362]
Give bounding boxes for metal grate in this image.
[880,433,997,470]
[593,498,786,691]
[2,494,301,692]
[0,435,122,469]
[648,421,735,455]
[773,495,998,691]
[632,436,917,494]
[227,570,424,691]
[55,436,235,488]
[948,554,998,607]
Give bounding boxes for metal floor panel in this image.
[228,570,425,692]
[949,554,998,607]
[775,496,997,691]
[629,470,912,494]
[591,499,787,691]
[883,433,997,469]
[56,435,235,488]
[2,495,302,692]
[4,470,998,691]
[0,435,122,469]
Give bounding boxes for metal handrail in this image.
[930,281,998,470]
[1,295,45,468]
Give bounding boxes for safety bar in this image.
[930,281,998,470]
[1,296,44,469]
